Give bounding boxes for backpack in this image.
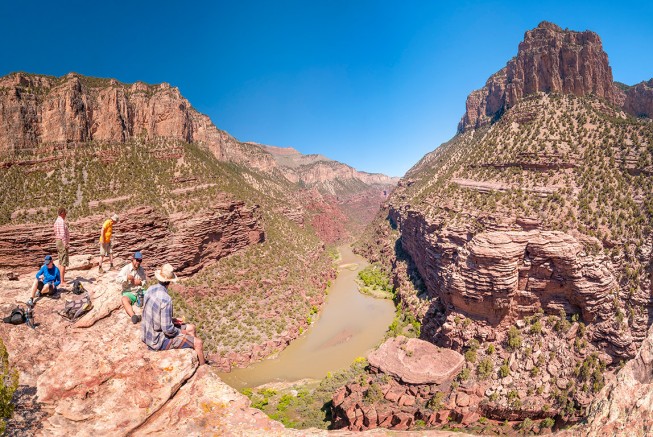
[72,280,85,295]
[3,306,26,325]
[60,292,93,322]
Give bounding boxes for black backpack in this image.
[3,307,26,325]
[72,280,86,295]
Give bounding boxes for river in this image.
[218,245,395,390]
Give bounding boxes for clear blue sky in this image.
[1,1,652,177]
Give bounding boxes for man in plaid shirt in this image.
[141,263,206,365]
[53,207,70,284]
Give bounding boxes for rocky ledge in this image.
[0,259,289,436]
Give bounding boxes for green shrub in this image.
[0,340,17,434]
[426,391,446,411]
[507,326,522,350]
[364,382,384,403]
[477,358,494,380]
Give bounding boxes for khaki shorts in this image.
[100,242,112,256]
[161,334,194,350]
[56,239,69,267]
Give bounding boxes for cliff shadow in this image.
[6,385,46,436]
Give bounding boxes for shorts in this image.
[100,242,112,256]
[161,334,194,350]
[56,239,69,267]
[122,289,144,305]
[37,280,56,293]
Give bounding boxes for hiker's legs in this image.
[29,279,39,299]
[193,335,205,365]
[41,283,54,295]
[182,323,196,337]
[121,295,135,317]
[56,240,69,283]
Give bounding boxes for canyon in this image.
[1,19,653,436]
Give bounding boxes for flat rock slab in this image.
[368,336,464,385]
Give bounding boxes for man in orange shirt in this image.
[98,214,119,273]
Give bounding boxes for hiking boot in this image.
[26,298,34,307]
[109,263,114,270]
[98,266,104,274]
[35,290,41,298]
[131,314,141,324]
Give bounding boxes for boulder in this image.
[368,336,464,385]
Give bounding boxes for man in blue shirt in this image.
[27,255,61,306]
[141,263,206,365]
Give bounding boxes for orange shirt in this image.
[100,219,113,243]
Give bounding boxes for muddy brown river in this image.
[218,245,395,389]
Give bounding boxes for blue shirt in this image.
[35,264,61,287]
[141,283,180,350]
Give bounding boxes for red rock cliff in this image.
[0,72,243,163]
[459,22,622,132]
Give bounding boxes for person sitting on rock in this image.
[98,214,119,273]
[27,255,61,307]
[116,251,147,324]
[141,263,206,365]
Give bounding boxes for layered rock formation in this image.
[458,21,651,132]
[396,212,633,357]
[0,197,263,277]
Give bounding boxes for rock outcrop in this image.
[395,210,633,357]
[0,260,310,436]
[0,196,263,277]
[368,336,464,385]
[332,338,467,431]
[458,21,630,132]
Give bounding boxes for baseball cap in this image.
[133,251,143,260]
[44,255,53,263]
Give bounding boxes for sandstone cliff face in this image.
[458,21,637,132]
[0,72,241,163]
[394,209,633,357]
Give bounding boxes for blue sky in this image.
[1,1,652,177]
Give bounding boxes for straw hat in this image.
[155,263,178,283]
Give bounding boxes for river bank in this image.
[218,245,395,390]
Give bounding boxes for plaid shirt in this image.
[141,283,180,350]
[53,216,69,245]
